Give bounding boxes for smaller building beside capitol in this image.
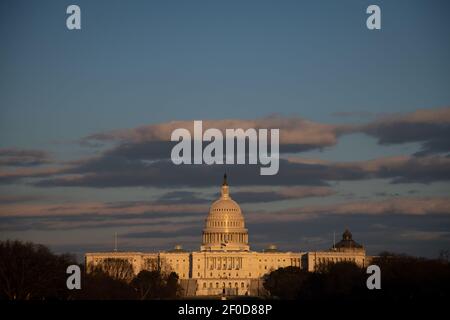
[86,175,369,297]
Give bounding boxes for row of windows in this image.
[209,220,242,227]
[94,258,136,263]
[259,259,287,262]
[202,282,249,289]
[213,208,239,212]
[198,272,252,277]
[209,264,240,270]
[203,233,247,243]
[316,257,356,263]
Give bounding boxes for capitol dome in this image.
[200,174,250,252]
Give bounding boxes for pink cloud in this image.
[0,201,208,218]
[82,115,344,148]
[247,197,450,223]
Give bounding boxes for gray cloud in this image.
[360,107,450,156]
[75,115,349,166]
[80,108,450,164]
[0,210,205,232]
[81,115,345,150]
[0,194,45,204]
[3,196,449,232]
[0,167,63,185]
[2,108,450,188]
[123,226,201,239]
[33,158,342,188]
[232,186,335,203]
[153,186,335,205]
[32,153,450,188]
[2,194,449,258]
[247,214,450,257]
[154,191,212,205]
[5,207,448,258]
[0,148,51,167]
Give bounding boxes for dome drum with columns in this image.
[201,174,250,252]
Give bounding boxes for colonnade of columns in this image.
[202,232,248,244]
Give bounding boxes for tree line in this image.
[0,240,181,300]
[263,252,450,302]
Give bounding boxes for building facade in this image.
[86,175,369,296]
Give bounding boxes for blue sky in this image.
[1,0,449,259]
[2,0,450,146]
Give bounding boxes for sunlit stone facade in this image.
[86,175,369,296]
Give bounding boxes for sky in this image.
[1,0,450,260]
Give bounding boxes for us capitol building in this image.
[86,175,369,296]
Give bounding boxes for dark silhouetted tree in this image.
[264,254,450,303]
[163,272,181,299]
[72,267,137,300]
[130,270,163,300]
[371,252,450,302]
[263,266,309,299]
[130,270,181,299]
[0,240,76,300]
